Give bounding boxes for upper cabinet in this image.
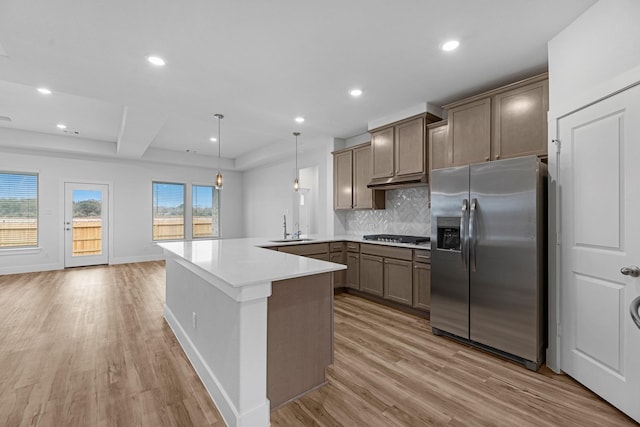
[492,78,548,160]
[368,113,440,189]
[432,73,549,172]
[428,120,448,172]
[371,126,395,179]
[333,143,385,210]
[333,149,353,210]
[447,98,492,166]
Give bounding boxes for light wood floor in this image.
[0,262,635,426]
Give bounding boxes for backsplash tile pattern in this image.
[345,187,430,237]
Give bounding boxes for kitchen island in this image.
[158,238,346,427]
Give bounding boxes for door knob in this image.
[620,265,640,277]
[630,296,640,330]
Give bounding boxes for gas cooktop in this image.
[363,234,430,244]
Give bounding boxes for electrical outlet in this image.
[192,312,197,329]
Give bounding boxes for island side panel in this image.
[267,272,334,409]
[164,255,270,427]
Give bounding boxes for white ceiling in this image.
[0,0,597,170]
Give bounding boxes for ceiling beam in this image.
[116,106,167,159]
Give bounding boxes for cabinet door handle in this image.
[415,255,430,260]
[495,155,501,160]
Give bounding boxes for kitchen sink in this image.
[269,238,315,243]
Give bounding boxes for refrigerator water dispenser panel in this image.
[436,217,461,251]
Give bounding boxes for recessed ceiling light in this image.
[349,88,363,97]
[37,87,52,95]
[56,123,67,129]
[295,117,305,123]
[441,40,460,52]
[147,55,166,66]
[210,137,217,142]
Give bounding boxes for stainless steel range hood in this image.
[366,171,428,190]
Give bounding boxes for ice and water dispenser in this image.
[436,217,461,251]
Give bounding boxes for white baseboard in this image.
[0,262,62,275]
[109,254,165,264]
[163,304,270,427]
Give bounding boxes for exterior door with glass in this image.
[64,183,109,267]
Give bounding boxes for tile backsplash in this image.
[345,187,430,237]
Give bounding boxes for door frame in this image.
[547,65,640,373]
[61,179,113,268]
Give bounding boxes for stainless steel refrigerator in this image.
[430,155,546,370]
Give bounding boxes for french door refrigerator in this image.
[430,155,546,370]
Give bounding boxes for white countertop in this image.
[158,238,346,288]
[158,235,429,289]
[258,234,432,251]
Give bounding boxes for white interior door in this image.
[64,183,109,267]
[559,83,640,423]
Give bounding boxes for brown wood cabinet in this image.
[278,243,329,257]
[371,127,395,179]
[395,118,426,177]
[369,114,440,188]
[492,78,549,160]
[360,254,384,296]
[360,243,413,306]
[435,73,549,170]
[384,258,413,305]
[346,251,360,290]
[428,120,448,172]
[447,97,492,166]
[329,242,346,289]
[412,249,431,311]
[333,149,353,210]
[333,143,384,210]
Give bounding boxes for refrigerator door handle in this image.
[469,198,478,272]
[461,199,468,271]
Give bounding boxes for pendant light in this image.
[293,132,300,192]
[214,114,224,189]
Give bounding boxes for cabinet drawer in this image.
[413,249,431,263]
[329,242,345,252]
[345,242,360,253]
[360,243,412,261]
[278,243,329,256]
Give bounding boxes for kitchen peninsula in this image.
[158,238,346,427]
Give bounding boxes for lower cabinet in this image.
[329,245,346,288]
[384,258,413,305]
[270,240,431,313]
[360,254,384,296]
[412,262,431,311]
[345,243,360,290]
[360,244,414,306]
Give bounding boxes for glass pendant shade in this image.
[214,113,224,190]
[293,132,300,192]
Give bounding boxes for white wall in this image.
[0,148,243,274]
[242,141,333,239]
[546,0,640,372]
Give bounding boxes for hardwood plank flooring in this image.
[0,262,223,427]
[0,262,635,426]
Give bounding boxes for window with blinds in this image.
[152,182,185,241]
[0,172,38,248]
[192,185,220,238]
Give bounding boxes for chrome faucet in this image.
[292,223,302,239]
[283,214,290,239]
